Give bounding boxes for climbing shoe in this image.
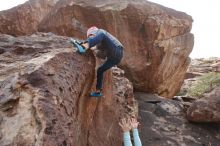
[89,92,103,97]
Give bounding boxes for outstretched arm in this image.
[131,118,142,146]
[123,132,133,146]
[119,118,133,146]
[132,128,142,146]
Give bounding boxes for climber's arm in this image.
[81,41,97,51]
[123,132,133,146]
[86,31,105,48]
[132,128,142,146]
[130,118,142,146]
[119,118,133,146]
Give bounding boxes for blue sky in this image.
[0,0,219,58]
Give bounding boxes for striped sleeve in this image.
[123,132,133,146]
[132,128,142,146]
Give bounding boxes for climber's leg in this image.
[90,58,120,97]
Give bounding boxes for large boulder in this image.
[0,0,58,36]
[0,33,136,146]
[39,0,194,98]
[187,87,220,122]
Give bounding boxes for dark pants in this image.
[96,58,121,90]
[96,46,123,90]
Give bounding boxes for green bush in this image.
[176,90,187,96]
[187,72,220,97]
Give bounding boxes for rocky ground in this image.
[0,0,219,146]
[134,58,220,146]
[135,58,220,146]
[181,58,220,97]
[136,93,220,146]
[178,58,220,123]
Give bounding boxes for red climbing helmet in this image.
[87,26,98,37]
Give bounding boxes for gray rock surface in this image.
[136,92,220,146]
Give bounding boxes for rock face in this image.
[0,0,58,36]
[38,0,194,98]
[187,87,220,122]
[136,92,220,146]
[0,0,194,98]
[0,33,136,146]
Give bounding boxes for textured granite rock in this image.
[0,0,58,36]
[0,33,136,146]
[0,0,194,98]
[39,0,194,98]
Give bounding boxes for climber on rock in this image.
[80,26,124,97]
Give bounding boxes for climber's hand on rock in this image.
[81,42,89,51]
[119,118,131,132]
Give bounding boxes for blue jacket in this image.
[86,29,123,60]
[123,128,142,146]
